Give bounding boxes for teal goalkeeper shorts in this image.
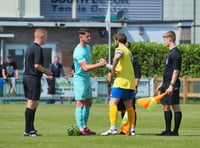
[73,80,92,100]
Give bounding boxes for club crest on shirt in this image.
[165,58,168,64]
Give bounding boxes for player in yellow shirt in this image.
[101,33,136,136]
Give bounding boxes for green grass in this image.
[0,103,200,148]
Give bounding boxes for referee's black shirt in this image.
[24,42,44,78]
[132,58,141,79]
[163,47,182,82]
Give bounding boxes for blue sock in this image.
[83,106,90,128]
[75,107,84,131]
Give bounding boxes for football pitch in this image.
[0,103,200,148]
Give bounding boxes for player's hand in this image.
[48,76,54,79]
[156,83,162,93]
[64,75,70,78]
[111,70,117,77]
[44,69,53,76]
[165,85,173,94]
[99,58,107,66]
[134,89,138,94]
[107,72,112,83]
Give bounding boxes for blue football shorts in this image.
[110,87,135,100]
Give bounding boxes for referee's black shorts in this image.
[160,81,181,105]
[23,75,41,100]
[117,98,136,111]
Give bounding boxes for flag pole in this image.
[108,21,111,64]
[105,0,111,64]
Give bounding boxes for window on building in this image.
[41,43,56,68]
[5,44,27,71]
[5,43,56,72]
[179,27,191,44]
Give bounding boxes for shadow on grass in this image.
[137,133,200,137]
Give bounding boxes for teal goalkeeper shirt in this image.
[73,44,91,82]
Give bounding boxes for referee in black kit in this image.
[156,31,182,136]
[23,28,52,136]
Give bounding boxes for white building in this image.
[0,0,199,73]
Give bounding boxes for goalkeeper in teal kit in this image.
[73,28,107,135]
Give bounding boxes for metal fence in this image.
[0,77,153,104]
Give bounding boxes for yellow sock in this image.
[109,104,118,126]
[127,107,135,128]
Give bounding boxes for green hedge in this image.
[91,42,200,77]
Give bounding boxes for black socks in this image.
[164,110,172,132]
[174,112,182,133]
[25,108,36,132]
[164,110,182,133]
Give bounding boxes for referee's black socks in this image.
[174,112,182,133]
[164,110,172,132]
[25,108,35,133]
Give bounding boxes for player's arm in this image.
[34,48,53,76]
[79,58,107,72]
[166,53,181,94]
[2,69,7,79]
[156,81,163,92]
[111,50,122,73]
[165,70,179,94]
[170,70,180,85]
[135,78,140,87]
[13,62,19,79]
[34,64,52,76]
[133,59,141,89]
[15,69,19,79]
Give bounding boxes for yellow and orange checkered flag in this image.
[137,92,167,111]
[120,93,167,135]
[120,112,129,135]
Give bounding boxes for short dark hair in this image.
[78,28,91,35]
[113,33,127,44]
[163,31,176,43]
[7,54,12,58]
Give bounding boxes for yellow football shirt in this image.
[112,45,135,90]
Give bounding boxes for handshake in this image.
[98,58,107,67]
[98,58,113,70]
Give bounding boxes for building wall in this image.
[163,0,200,43]
[163,0,193,20]
[0,0,19,17]
[24,0,41,17]
[118,24,179,44]
[4,27,116,51]
[193,0,200,43]
[0,0,40,17]
[2,27,117,74]
[41,0,163,21]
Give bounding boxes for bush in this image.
[91,42,200,77]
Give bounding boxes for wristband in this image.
[170,83,175,86]
[106,64,113,70]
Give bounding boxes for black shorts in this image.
[160,81,180,105]
[117,98,136,111]
[23,75,41,100]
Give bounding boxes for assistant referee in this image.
[23,28,52,136]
